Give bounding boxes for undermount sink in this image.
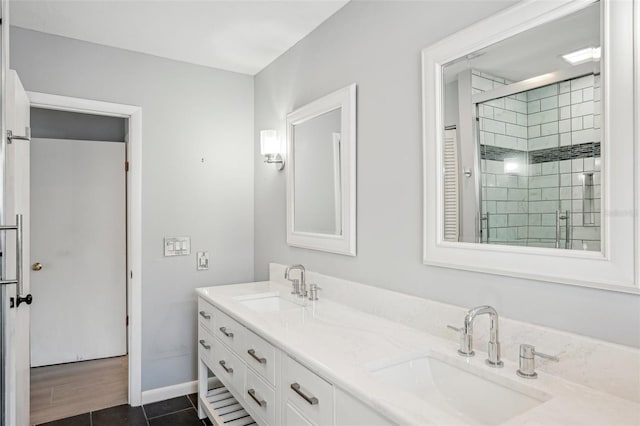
[233,292,303,313]
[368,352,550,425]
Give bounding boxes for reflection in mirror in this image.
[286,83,355,256]
[442,2,601,251]
[293,108,342,235]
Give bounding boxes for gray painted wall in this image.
[11,27,255,389]
[254,1,640,347]
[31,107,126,142]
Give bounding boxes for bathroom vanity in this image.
[196,286,390,426]
[196,264,640,426]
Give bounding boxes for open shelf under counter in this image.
[199,377,257,426]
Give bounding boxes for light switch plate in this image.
[197,251,209,270]
[164,236,191,256]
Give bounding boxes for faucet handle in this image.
[520,343,559,362]
[534,350,559,362]
[308,284,321,301]
[517,344,559,379]
[447,324,474,357]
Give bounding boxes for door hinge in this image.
[126,315,129,326]
[125,161,129,172]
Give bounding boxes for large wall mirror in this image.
[423,0,639,292]
[286,84,356,256]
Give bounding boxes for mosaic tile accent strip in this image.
[480,142,600,163]
[480,145,526,161]
[528,142,600,164]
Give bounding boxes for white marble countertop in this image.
[197,281,640,425]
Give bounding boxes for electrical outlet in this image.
[197,251,209,270]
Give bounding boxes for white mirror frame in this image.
[422,0,640,293]
[286,84,357,256]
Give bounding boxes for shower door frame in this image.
[0,0,9,422]
[472,63,597,248]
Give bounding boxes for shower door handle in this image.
[478,212,490,244]
[555,210,569,249]
[564,210,570,248]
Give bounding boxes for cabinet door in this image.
[214,307,246,353]
[242,329,277,385]
[285,403,314,426]
[335,388,393,426]
[197,325,215,368]
[198,298,215,332]
[283,356,333,425]
[245,369,275,425]
[211,337,246,396]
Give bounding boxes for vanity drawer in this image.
[285,403,313,426]
[198,298,215,332]
[335,388,392,426]
[197,325,215,367]
[214,308,245,353]
[283,357,333,426]
[242,329,276,386]
[211,336,246,395]
[245,369,275,425]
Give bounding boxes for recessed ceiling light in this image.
[562,47,601,65]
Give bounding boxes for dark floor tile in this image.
[187,393,198,408]
[148,409,202,426]
[92,404,147,426]
[38,413,91,426]
[144,396,192,419]
[201,416,213,425]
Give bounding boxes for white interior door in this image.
[3,70,32,426]
[30,137,126,367]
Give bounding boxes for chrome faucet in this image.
[448,305,503,368]
[284,264,306,298]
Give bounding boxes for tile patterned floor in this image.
[38,395,213,426]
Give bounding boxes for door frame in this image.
[26,91,143,406]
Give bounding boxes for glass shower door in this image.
[477,93,530,247]
[525,81,564,249]
[476,72,601,251]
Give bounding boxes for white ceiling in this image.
[444,2,600,83]
[10,0,350,75]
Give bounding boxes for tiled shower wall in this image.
[526,73,601,250]
[475,71,601,250]
[473,71,529,244]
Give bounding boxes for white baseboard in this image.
[141,380,197,405]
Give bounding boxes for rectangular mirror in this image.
[423,0,639,292]
[286,84,356,256]
[443,2,601,251]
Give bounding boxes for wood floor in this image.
[30,355,128,425]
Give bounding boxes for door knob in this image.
[32,262,42,271]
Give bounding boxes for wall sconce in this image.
[260,130,284,171]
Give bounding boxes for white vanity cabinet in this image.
[283,356,333,425]
[334,388,390,426]
[197,297,393,426]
